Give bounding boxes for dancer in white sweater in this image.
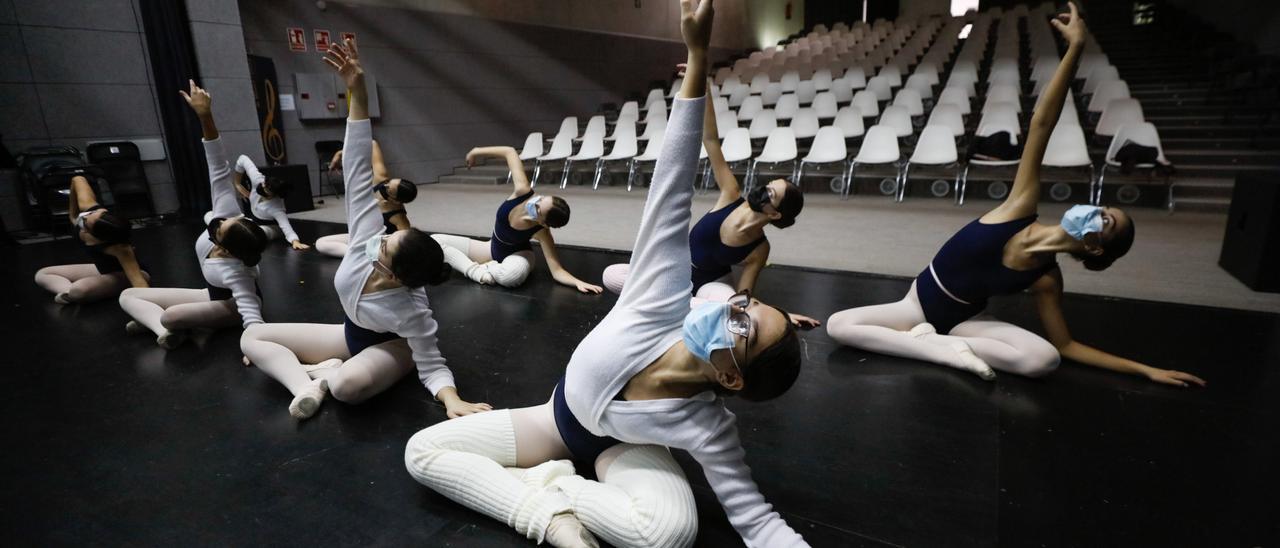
[118,80,269,349]
[214,154,309,250]
[406,3,809,546]
[239,38,491,420]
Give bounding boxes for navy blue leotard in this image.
[490,190,542,262]
[689,198,765,292]
[915,215,1058,334]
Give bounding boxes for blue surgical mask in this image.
[363,234,385,264]
[524,195,542,221]
[1061,204,1103,241]
[682,302,736,363]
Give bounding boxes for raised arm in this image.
[324,37,381,244]
[371,139,390,181]
[181,80,238,218]
[988,2,1085,223]
[701,78,742,206]
[1032,270,1205,387]
[467,146,530,196]
[532,229,603,294]
[615,0,713,312]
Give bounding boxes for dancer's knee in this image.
[601,263,628,295]
[1018,340,1061,378]
[329,367,377,403]
[490,257,532,288]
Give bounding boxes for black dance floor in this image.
[3,219,1278,547]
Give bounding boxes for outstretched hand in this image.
[328,149,344,172]
[465,148,479,168]
[178,79,211,116]
[1050,1,1087,47]
[789,312,822,330]
[679,0,715,53]
[575,281,604,295]
[322,37,364,88]
[1147,368,1207,388]
[446,399,494,419]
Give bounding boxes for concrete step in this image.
[437,173,504,185]
[1172,178,1234,199]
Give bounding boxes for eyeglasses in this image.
[725,290,755,371]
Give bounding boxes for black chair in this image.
[15,145,95,238]
[315,140,344,198]
[87,142,155,219]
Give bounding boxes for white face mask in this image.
[364,234,386,265]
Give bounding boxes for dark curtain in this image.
[866,0,901,23]
[139,0,207,217]
[806,0,864,30]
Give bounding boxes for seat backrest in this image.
[893,88,924,116]
[1083,65,1119,94]
[618,101,640,121]
[721,127,754,163]
[914,62,940,85]
[644,88,665,107]
[866,76,893,101]
[558,116,579,139]
[1096,98,1145,137]
[644,101,667,124]
[714,96,730,113]
[608,122,638,158]
[667,77,684,97]
[761,82,784,106]
[758,127,798,161]
[775,94,800,119]
[927,103,965,136]
[813,92,838,118]
[638,130,665,159]
[854,124,901,163]
[780,70,800,92]
[834,105,866,137]
[852,90,880,117]
[716,109,739,132]
[804,126,848,162]
[1087,79,1130,112]
[728,86,751,107]
[748,110,779,139]
[520,132,544,159]
[796,80,818,104]
[1106,121,1166,164]
[545,130,574,157]
[575,131,604,158]
[738,95,764,121]
[878,63,903,87]
[844,66,868,89]
[937,87,971,114]
[813,69,833,90]
[749,73,771,93]
[1042,123,1090,167]
[904,73,934,99]
[910,125,958,163]
[582,115,606,138]
[790,108,820,139]
[639,114,668,139]
[879,105,913,137]
[830,76,854,103]
[984,85,1021,111]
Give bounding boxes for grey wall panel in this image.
[217,129,267,166]
[0,24,31,82]
[22,27,149,85]
[186,0,243,26]
[37,84,160,138]
[199,77,261,131]
[0,83,48,140]
[12,0,137,32]
[190,21,252,79]
[150,181,179,214]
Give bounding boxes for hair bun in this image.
[428,261,451,286]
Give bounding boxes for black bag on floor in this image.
[968,131,1023,161]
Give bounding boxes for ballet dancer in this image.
[431,146,602,293]
[218,154,309,250]
[34,174,149,304]
[602,75,819,327]
[405,4,810,546]
[825,3,1205,388]
[118,80,269,349]
[239,37,491,420]
[314,139,416,258]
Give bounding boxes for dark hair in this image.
[262,176,293,198]
[737,306,802,402]
[545,196,570,228]
[390,228,450,287]
[771,181,805,229]
[1073,216,1136,271]
[393,179,418,203]
[220,218,268,267]
[91,211,132,244]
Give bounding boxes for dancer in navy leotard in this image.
[827,3,1205,388]
[34,174,150,305]
[431,146,601,292]
[314,139,418,258]
[603,83,821,327]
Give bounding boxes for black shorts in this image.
[343,314,400,355]
[552,378,622,469]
